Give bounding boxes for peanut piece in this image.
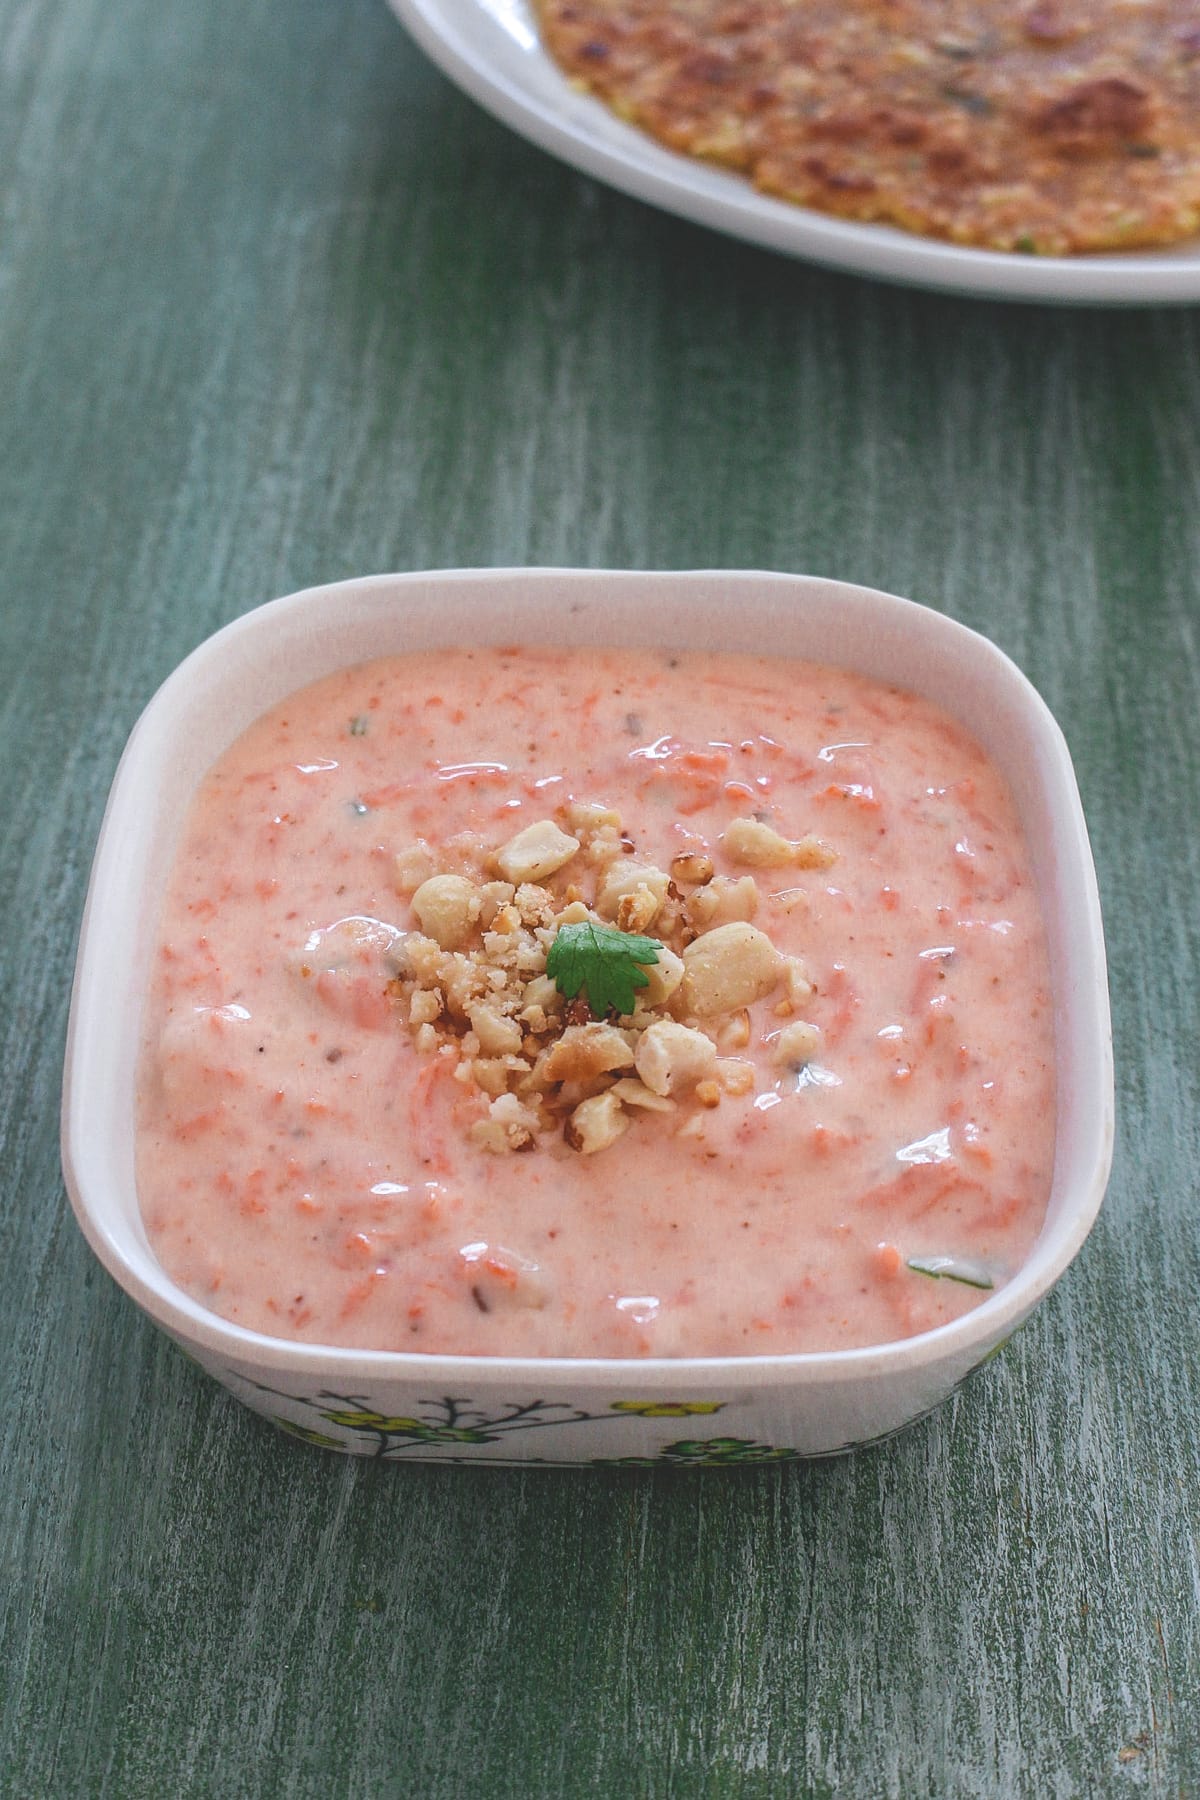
[724,818,837,870]
[596,861,670,922]
[409,989,442,1026]
[411,874,478,950]
[564,1091,630,1154]
[468,1002,523,1057]
[679,922,783,1016]
[469,1093,540,1154]
[470,1058,511,1097]
[773,1021,821,1069]
[670,852,714,886]
[609,1078,677,1113]
[534,1023,636,1086]
[640,944,684,1007]
[634,1020,719,1097]
[724,817,802,867]
[716,1008,751,1051]
[784,957,815,1006]
[495,820,580,883]
[476,881,516,928]
[690,875,759,929]
[394,841,436,893]
[717,1058,756,1095]
[793,836,838,870]
[565,801,622,834]
[616,886,661,934]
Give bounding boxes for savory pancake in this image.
[535,1,1200,253]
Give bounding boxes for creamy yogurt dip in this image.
[136,645,1056,1357]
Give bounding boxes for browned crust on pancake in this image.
[535,1,1200,254]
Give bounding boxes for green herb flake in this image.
[546,921,662,1019]
[907,1254,995,1291]
[940,85,993,117]
[348,715,369,737]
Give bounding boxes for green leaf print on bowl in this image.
[593,1437,800,1467]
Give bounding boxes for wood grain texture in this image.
[2,0,1199,1793]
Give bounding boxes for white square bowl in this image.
[62,570,1113,1466]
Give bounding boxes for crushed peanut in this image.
[387,804,826,1155]
[717,1057,756,1096]
[773,1020,822,1069]
[689,874,759,930]
[723,816,837,871]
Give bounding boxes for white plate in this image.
[388,0,1200,305]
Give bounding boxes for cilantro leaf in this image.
[546,921,663,1018]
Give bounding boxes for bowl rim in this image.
[61,566,1114,1389]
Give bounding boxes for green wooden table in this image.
[3,1,1199,1792]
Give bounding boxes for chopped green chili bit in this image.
[348,714,369,736]
[907,1254,995,1291]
